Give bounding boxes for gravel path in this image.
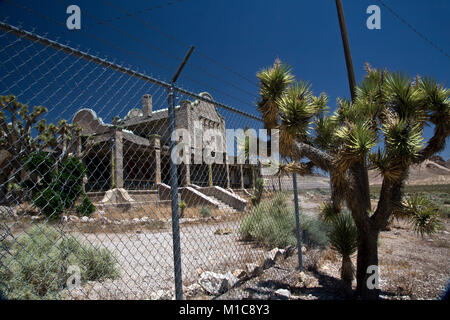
[66,221,266,299]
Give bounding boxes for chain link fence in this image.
[0,22,327,300]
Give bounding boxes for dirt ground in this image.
[67,187,448,300]
[214,204,450,300]
[2,185,448,300]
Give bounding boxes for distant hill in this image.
[369,157,450,186]
[266,156,450,188]
[429,155,449,168]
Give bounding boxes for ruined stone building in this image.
[72,92,258,199]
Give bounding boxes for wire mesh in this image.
[0,23,312,300]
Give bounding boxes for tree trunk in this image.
[329,172,342,214]
[341,255,354,297]
[355,227,380,299]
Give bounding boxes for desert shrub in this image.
[179,200,187,218]
[239,193,329,249]
[393,194,443,236]
[32,188,64,220]
[55,157,85,209]
[200,206,211,218]
[403,195,442,237]
[327,211,359,295]
[328,211,358,257]
[0,225,118,299]
[319,201,338,223]
[76,196,96,216]
[251,177,265,206]
[23,151,55,186]
[24,154,86,219]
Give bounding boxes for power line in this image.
[2,0,260,115]
[100,0,260,88]
[376,0,450,59]
[3,0,258,109]
[3,0,172,72]
[0,21,264,121]
[97,0,185,24]
[56,0,258,99]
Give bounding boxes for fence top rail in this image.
[0,21,263,123]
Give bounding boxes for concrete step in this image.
[208,196,236,213]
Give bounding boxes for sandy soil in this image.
[63,221,266,299]
[216,216,449,300]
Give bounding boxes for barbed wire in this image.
[56,0,258,100]
[376,0,450,59]
[0,17,306,301]
[3,0,258,110]
[100,0,260,88]
[97,0,185,25]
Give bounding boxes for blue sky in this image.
[1,0,449,159]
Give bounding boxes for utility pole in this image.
[335,0,356,102]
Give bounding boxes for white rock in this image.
[262,248,283,269]
[69,215,79,222]
[149,289,173,300]
[81,216,89,222]
[224,271,239,288]
[198,271,237,295]
[274,288,291,300]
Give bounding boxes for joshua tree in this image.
[0,95,81,202]
[256,61,449,299]
[328,211,358,296]
[179,200,187,218]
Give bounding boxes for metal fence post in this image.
[168,84,183,300]
[292,172,303,270]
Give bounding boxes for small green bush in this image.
[76,196,96,216]
[55,157,85,209]
[251,177,265,206]
[328,211,358,257]
[24,154,86,220]
[179,200,187,218]
[23,151,55,185]
[403,194,442,237]
[0,225,118,299]
[239,193,329,249]
[32,188,64,220]
[200,206,211,218]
